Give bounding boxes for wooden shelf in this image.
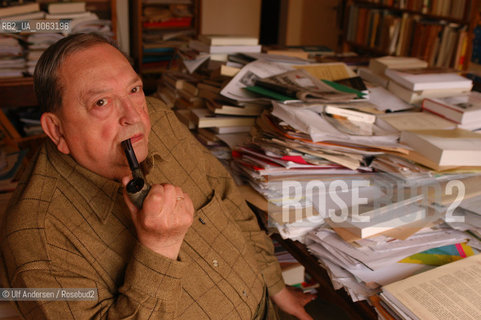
[131,0,199,74]
[342,0,480,70]
[352,0,471,24]
[345,41,389,56]
[0,77,37,109]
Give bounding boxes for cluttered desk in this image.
[168,48,481,320]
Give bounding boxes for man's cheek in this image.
[99,127,118,148]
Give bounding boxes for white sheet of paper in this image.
[309,228,469,270]
[368,87,413,112]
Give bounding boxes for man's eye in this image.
[95,99,108,107]
[131,86,142,94]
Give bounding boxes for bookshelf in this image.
[130,0,200,75]
[0,0,117,152]
[342,0,481,70]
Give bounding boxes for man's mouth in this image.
[130,134,143,144]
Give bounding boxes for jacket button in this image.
[213,259,219,267]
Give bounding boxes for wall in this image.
[281,0,341,51]
[200,0,262,37]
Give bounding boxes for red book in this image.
[143,17,192,28]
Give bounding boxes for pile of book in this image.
[0,1,43,22]
[24,33,64,76]
[159,53,481,311]
[358,56,473,104]
[0,2,114,76]
[0,35,25,78]
[187,34,262,62]
[154,65,265,166]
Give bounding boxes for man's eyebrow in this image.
[80,76,143,100]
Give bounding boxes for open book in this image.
[380,254,481,320]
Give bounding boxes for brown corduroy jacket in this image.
[0,97,284,319]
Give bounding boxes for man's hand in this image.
[122,177,194,260]
[271,286,316,320]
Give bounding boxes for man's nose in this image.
[118,96,141,125]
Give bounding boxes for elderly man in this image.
[0,33,314,319]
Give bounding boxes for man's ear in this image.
[40,112,70,155]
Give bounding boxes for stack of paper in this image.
[25,33,65,75]
[0,35,25,78]
[305,226,475,302]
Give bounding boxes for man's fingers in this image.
[286,286,316,307]
[142,184,165,213]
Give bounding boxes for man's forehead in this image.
[61,43,129,72]
[59,44,139,94]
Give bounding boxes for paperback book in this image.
[422,91,481,124]
[384,67,473,91]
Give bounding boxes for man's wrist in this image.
[138,236,183,260]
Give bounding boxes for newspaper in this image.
[255,69,357,102]
[220,59,294,102]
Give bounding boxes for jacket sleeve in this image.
[0,205,187,319]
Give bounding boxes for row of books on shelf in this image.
[346,5,469,69]
[471,24,481,64]
[138,1,196,71]
[358,0,469,19]
[142,2,193,28]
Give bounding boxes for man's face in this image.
[55,43,151,180]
